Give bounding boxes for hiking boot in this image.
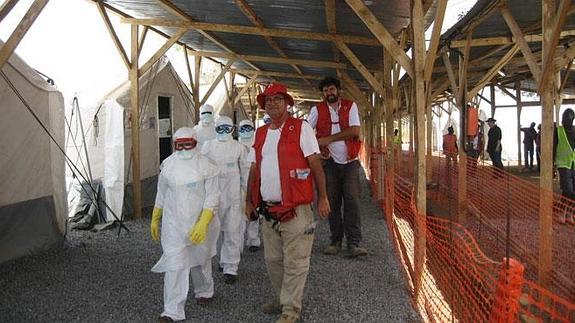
[262,302,282,314]
[158,316,174,323]
[323,242,341,255]
[347,245,368,258]
[224,274,237,284]
[276,313,299,323]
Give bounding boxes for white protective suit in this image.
[237,119,261,249]
[193,104,216,147]
[151,127,220,321]
[201,116,247,276]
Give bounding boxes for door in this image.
[158,96,172,164]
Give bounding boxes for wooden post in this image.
[457,33,471,223]
[412,0,426,298]
[538,0,555,289]
[130,24,142,219]
[516,82,523,168]
[194,56,202,114]
[0,0,49,70]
[384,49,395,223]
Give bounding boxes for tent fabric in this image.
[0,44,67,263]
[103,100,124,222]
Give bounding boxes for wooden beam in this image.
[554,40,575,70]
[137,25,148,60]
[140,27,187,76]
[539,0,571,92]
[231,69,324,80]
[120,17,380,47]
[336,40,384,96]
[234,75,259,105]
[156,0,261,72]
[442,52,458,98]
[423,0,447,83]
[450,29,575,47]
[344,0,414,78]
[129,24,141,219]
[233,0,311,86]
[194,55,201,114]
[500,4,541,84]
[0,0,18,24]
[96,0,130,70]
[0,0,49,70]
[467,44,519,101]
[325,0,341,63]
[539,0,554,289]
[496,84,517,100]
[411,0,426,299]
[184,46,194,98]
[186,49,346,69]
[200,60,234,106]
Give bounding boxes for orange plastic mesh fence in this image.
[368,146,575,322]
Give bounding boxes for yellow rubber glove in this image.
[150,207,163,241]
[188,208,214,244]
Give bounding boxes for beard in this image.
[326,94,338,103]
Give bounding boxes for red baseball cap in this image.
[257,83,294,108]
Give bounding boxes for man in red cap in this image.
[307,77,367,258]
[245,83,330,323]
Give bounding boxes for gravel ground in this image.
[0,174,420,323]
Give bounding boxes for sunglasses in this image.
[239,125,254,133]
[174,138,197,151]
[215,125,234,134]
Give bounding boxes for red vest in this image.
[251,117,314,213]
[443,134,457,155]
[316,99,361,161]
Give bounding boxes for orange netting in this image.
[365,145,575,322]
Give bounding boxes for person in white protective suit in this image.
[150,127,220,322]
[193,104,217,147]
[201,116,247,285]
[237,119,261,252]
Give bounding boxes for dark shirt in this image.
[487,125,502,153]
[520,127,537,147]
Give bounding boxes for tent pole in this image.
[130,24,142,219]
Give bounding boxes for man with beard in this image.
[307,77,367,258]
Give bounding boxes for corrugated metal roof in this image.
[100,0,435,99]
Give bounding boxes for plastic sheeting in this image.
[103,100,124,222]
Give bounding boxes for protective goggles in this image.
[200,111,212,115]
[215,124,234,134]
[174,138,197,150]
[238,125,254,133]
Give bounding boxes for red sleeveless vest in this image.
[251,117,314,214]
[316,98,361,161]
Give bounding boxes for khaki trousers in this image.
[262,204,314,317]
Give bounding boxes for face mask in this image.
[239,131,253,140]
[176,150,194,160]
[217,133,231,142]
[200,113,213,125]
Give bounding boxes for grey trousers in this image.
[323,159,362,247]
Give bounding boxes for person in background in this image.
[307,77,367,258]
[535,124,541,172]
[201,116,247,284]
[442,126,458,166]
[520,122,537,170]
[245,83,330,323]
[237,119,261,252]
[393,128,401,146]
[554,109,575,225]
[150,127,220,322]
[486,117,504,170]
[193,104,217,147]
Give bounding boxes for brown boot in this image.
[348,245,368,258]
[262,302,282,314]
[323,241,341,255]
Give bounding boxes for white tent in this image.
[0,47,67,263]
[71,57,197,221]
